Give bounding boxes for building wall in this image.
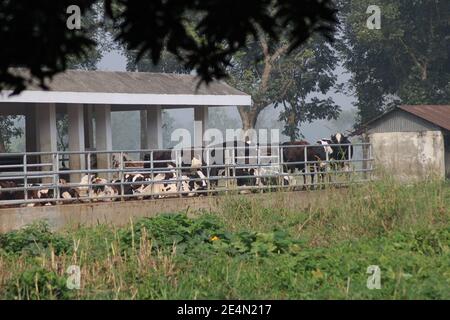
[0,189,340,233]
[369,131,445,181]
[445,132,450,179]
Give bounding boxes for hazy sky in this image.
[98,49,357,143]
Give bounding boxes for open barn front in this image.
[0,70,375,208]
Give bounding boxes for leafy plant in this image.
[0,222,71,256]
[212,230,303,257]
[118,214,227,254]
[4,267,72,300]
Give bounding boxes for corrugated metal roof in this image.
[8,68,248,96]
[366,109,439,133]
[353,105,450,135]
[399,105,450,131]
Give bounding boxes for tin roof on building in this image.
[398,105,450,131]
[9,69,247,96]
[0,69,251,106]
[354,105,450,135]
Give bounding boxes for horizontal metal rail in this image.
[0,143,373,207]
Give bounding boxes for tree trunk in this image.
[238,106,259,131]
[242,113,258,131]
[237,107,261,143]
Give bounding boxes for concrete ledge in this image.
[0,190,337,233]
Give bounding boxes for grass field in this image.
[0,179,449,300]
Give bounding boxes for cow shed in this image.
[357,105,450,181]
[0,69,251,181]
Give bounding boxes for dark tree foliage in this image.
[227,34,340,139]
[0,0,97,94]
[0,0,338,94]
[0,115,22,152]
[338,0,450,125]
[108,0,337,84]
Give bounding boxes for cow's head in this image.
[331,133,352,161]
[317,139,333,156]
[191,156,202,169]
[331,133,351,145]
[37,188,53,199]
[91,177,108,193]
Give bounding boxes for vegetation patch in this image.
[0,222,71,256]
[0,180,449,299]
[4,267,73,300]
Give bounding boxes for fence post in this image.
[206,148,211,196]
[349,143,354,183]
[87,152,92,202]
[257,145,262,193]
[304,145,308,188]
[23,154,28,201]
[278,145,284,191]
[232,147,236,190]
[325,146,329,187]
[223,147,228,194]
[176,149,182,198]
[120,151,124,201]
[53,152,60,201]
[150,151,154,198]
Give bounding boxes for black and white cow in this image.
[133,169,205,198]
[316,133,353,169]
[330,133,353,170]
[26,181,71,206]
[144,149,208,185]
[90,177,119,201]
[314,133,354,183]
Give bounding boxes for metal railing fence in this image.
[0,143,373,206]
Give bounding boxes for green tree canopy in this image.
[338,0,450,125]
[0,1,105,152]
[228,34,341,139]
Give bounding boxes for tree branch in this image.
[399,38,428,80]
[259,33,272,93]
[270,43,289,63]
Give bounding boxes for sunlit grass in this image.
[0,179,449,300]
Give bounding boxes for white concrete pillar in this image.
[140,110,148,150]
[84,105,94,149]
[37,103,57,153]
[145,106,163,149]
[37,103,57,183]
[67,104,85,182]
[25,105,37,152]
[95,105,112,178]
[194,106,208,148]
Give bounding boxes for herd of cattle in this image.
[0,133,353,207]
